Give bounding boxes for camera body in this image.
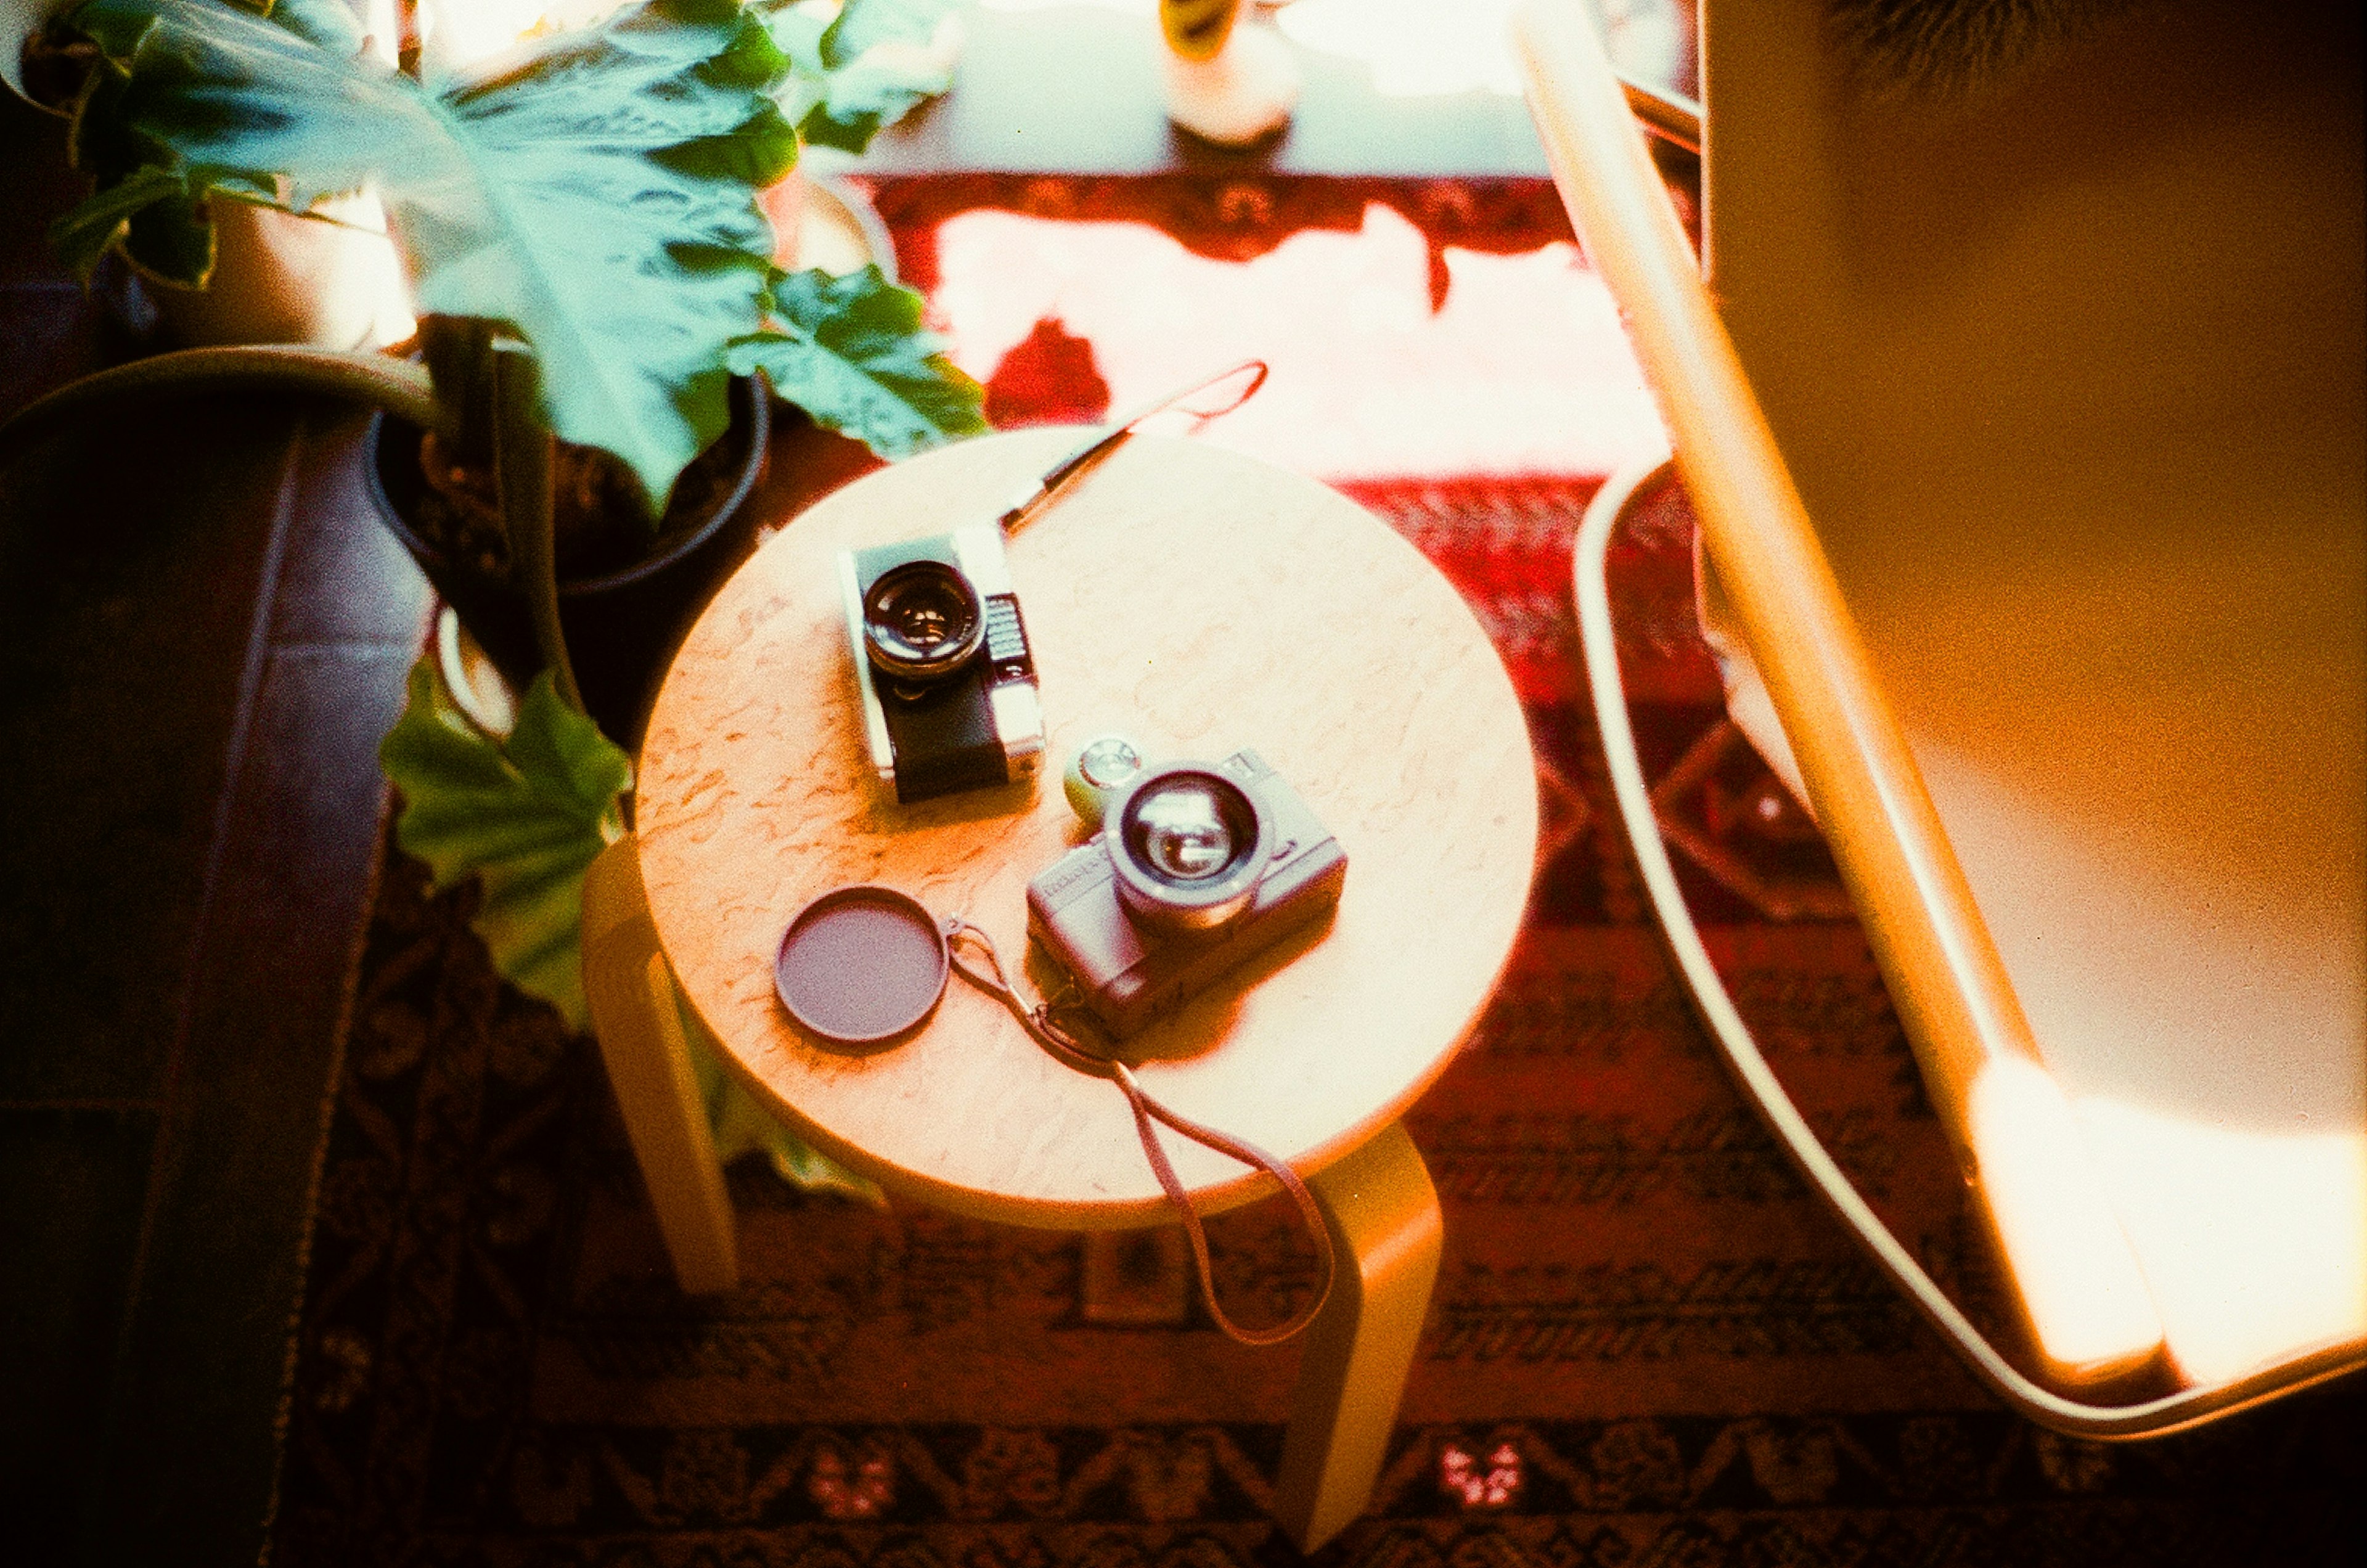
[1027,749,1347,1038]
[841,523,1044,803]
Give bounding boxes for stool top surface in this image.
[637,428,1535,1227]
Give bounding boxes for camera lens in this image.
[1109,764,1273,934]
[1129,780,1245,881]
[863,560,984,683]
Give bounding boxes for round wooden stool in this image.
[606,428,1535,1547]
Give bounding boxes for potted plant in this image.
[12,0,980,731]
[4,0,417,346]
[1,0,981,1196]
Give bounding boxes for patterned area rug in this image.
[271,176,2364,1565]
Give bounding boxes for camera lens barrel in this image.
[862,559,985,683]
[1108,762,1273,933]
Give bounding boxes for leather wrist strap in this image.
[944,917,1335,1345]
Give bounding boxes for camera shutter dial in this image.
[1065,732,1149,827]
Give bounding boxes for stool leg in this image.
[1272,1121,1442,1551]
[581,835,739,1294]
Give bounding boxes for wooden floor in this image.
[0,90,433,1564]
[0,9,1696,1563]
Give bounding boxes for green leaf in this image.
[48,163,201,282]
[70,0,367,54]
[727,264,986,459]
[758,0,833,78]
[759,0,956,155]
[59,0,797,513]
[793,46,951,154]
[120,185,219,285]
[821,0,960,67]
[379,656,631,1032]
[377,653,875,1201]
[676,990,884,1205]
[55,44,221,287]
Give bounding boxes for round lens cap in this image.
[774,885,950,1046]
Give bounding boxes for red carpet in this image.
[271,174,2362,1566]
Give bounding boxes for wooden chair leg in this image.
[1272,1121,1443,1551]
[581,834,738,1294]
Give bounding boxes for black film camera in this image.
[1026,749,1347,1038]
[841,524,1044,803]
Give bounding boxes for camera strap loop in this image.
[1095,1059,1339,1347]
[942,917,1337,1347]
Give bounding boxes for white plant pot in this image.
[10,2,411,347]
[153,192,412,349]
[2,0,67,105]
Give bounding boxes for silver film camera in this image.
[1026,749,1347,1038]
[841,523,1044,803]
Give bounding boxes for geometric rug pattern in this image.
[270,174,2365,1566]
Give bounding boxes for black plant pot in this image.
[367,378,771,749]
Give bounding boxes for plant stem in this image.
[491,345,584,716]
[418,316,496,469]
[0,346,449,469]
